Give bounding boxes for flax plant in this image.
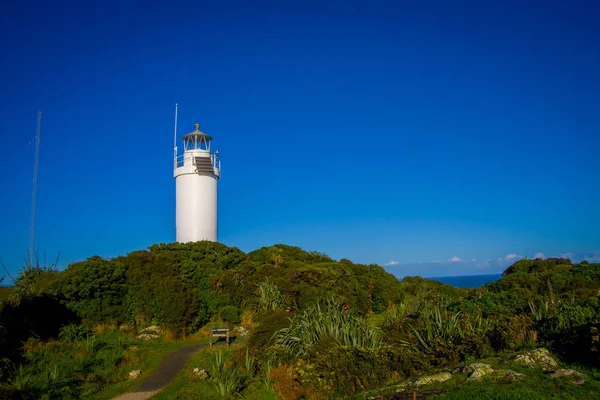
[273,299,382,357]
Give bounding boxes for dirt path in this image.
[113,343,207,400]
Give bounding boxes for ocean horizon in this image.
[428,273,502,288]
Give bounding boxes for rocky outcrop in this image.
[464,363,494,381]
[498,369,525,382]
[397,372,452,390]
[514,348,559,371]
[551,369,585,385]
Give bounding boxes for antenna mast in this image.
[173,103,178,171]
[29,111,41,265]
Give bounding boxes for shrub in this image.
[248,311,291,352]
[220,306,241,325]
[297,346,391,396]
[269,364,307,400]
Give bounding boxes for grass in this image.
[153,343,277,400]
[86,338,196,400]
[2,327,207,400]
[358,353,600,400]
[431,370,600,400]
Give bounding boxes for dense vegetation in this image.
[0,242,598,399]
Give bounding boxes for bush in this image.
[220,306,241,325]
[248,311,291,352]
[296,346,391,396]
[269,364,307,400]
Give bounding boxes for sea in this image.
[428,274,502,288]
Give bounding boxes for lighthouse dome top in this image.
[182,123,212,141]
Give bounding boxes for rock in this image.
[136,333,160,341]
[192,368,209,379]
[233,325,250,338]
[139,325,161,335]
[514,348,559,371]
[497,369,525,382]
[551,369,585,385]
[463,363,493,375]
[412,372,452,387]
[136,326,161,341]
[465,363,494,381]
[451,366,463,374]
[129,370,142,379]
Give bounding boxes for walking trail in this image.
[113,343,207,400]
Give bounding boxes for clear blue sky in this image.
[1,0,599,280]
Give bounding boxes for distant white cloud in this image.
[583,252,600,262]
[385,250,600,280]
[384,260,399,266]
[431,256,463,263]
[558,252,575,260]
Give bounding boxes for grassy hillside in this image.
[0,242,598,399]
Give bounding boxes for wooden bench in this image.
[209,328,230,347]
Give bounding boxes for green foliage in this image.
[296,346,392,396]
[3,329,180,399]
[211,350,246,398]
[58,324,89,342]
[10,253,60,304]
[248,311,291,351]
[257,279,284,313]
[6,363,33,391]
[273,299,382,358]
[2,242,600,399]
[220,305,241,325]
[49,256,127,323]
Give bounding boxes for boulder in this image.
[193,368,209,379]
[129,370,142,379]
[137,325,161,341]
[464,363,494,381]
[412,372,452,387]
[136,333,160,341]
[514,348,559,371]
[139,325,161,335]
[497,369,525,382]
[550,369,585,385]
[233,325,250,338]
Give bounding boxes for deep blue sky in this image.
[1,0,599,280]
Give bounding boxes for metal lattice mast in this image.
[29,111,41,265]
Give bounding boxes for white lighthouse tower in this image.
[174,123,221,243]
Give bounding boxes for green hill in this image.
[0,242,598,399]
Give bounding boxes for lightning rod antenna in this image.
[173,103,178,171]
[29,111,41,266]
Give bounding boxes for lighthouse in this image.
[174,123,221,243]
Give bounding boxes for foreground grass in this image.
[0,327,208,400]
[350,353,600,400]
[434,358,600,400]
[153,343,277,400]
[88,339,204,400]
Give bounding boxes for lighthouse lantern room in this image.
[174,123,221,243]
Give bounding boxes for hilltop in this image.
[0,242,599,399]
